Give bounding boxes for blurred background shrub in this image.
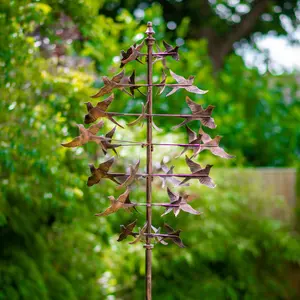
[0,0,299,299]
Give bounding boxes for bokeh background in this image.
[1,0,300,299]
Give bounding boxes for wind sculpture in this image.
[61,22,234,300]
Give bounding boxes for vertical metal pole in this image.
[145,21,155,300]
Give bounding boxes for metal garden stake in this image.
[62,21,234,300]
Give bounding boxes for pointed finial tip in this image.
[145,21,155,35]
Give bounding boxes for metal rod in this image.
[105,111,210,118]
[112,173,209,178]
[144,233,178,238]
[115,83,192,87]
[109,140,218,148]
[131,203,179,207]
[139,52,178,57]
[145,21,154,300]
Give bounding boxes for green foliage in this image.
[0,1,299,299]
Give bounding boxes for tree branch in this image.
[210,0,270,70]
[224,0,269,51]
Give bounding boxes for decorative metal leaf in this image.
[117,160,140,190]
[90,69,137,99]
[166,70,208,97]
[87,157,120,187]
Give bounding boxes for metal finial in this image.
[146,21,155,35]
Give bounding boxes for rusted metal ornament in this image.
[172,96,216,130]
[179,155,216,188]
[161,187,202,217]
[166,70,208,97]
[61,121,104,148]
[95,188,134,216]
[87,157,120,186]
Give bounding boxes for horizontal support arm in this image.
[139,52,178,57]
[116,83,192,87]
[111,173,209,178]
[143,233,178,238]
[103,111,210,118]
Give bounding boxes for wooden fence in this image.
[216,168,298,222]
